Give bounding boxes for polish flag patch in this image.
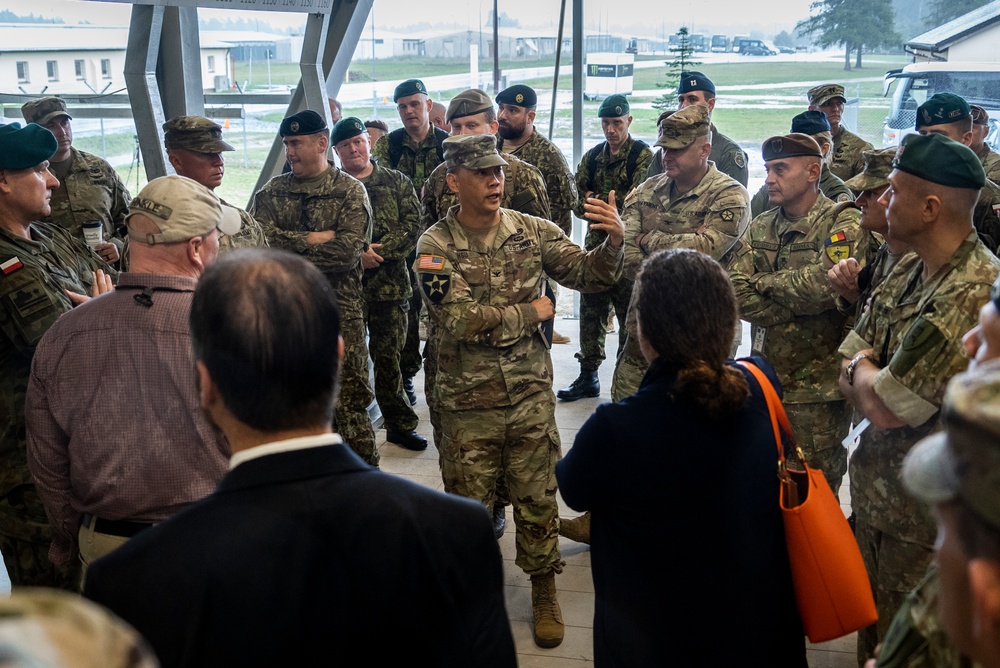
[0,257,23,275]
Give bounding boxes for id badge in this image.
[752,326,767,356]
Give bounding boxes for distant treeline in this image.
[0,10,65,23]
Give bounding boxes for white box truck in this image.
[584,53,635,100]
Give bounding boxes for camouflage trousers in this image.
[854,518,935,667]
[610,303,644,402]
[336,317,378,467]
[784,400,850,494]
[364,299,418,432]
[400,268,423,378]
[438,392,564,576]
[575,277,633,372]
[0,485,80,590]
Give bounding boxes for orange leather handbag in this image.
[740,360,878,643]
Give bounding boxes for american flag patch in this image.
[0,257,23,275]
[417,254,445,271]
[826,231,847,246]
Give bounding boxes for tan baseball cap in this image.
[21,96,72,126]
[442,134,508,170]
[656,105,710,149]
[126,175,241,244]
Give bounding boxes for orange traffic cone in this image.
[223,118,230,129]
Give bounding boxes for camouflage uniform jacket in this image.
[421,152,550,229]
[830,126,873,182]
[44,148,130,253]
[730,194,861,404]
[359,162,420,302]
[414,208,623,411]
[218,198,269,252]
[250,166,373,320]
[0,222,110,496]
[622,162,750,279]
[973,179,1000,251]
[750,165,854,218]
[978,143,1000,185]
[839,231,1000,543]
[372,127,444,193]
[498,129,579,234]
[646,124,749,187]
[575,135,654,248]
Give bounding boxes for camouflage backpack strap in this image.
[432,127,449,162]
[586,142,608,191]
[626,139,649,185]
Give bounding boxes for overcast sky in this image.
[0,0,813,36]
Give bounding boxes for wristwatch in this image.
[845,352,872,386]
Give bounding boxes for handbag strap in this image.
[737,360,802,466]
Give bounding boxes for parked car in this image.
[741,40,776,56]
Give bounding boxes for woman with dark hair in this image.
[555,248,806,666]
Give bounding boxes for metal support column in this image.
[159,6,205,120]
[123,4,170,180]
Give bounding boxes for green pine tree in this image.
[653,28,702,111]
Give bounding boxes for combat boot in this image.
[556,369,600,402]
[530,572,564,648]
[492,502,507,540]
[559,511,591,544]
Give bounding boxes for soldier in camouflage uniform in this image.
[750,110,854,217]
[730,133,861,495]
[21,97,129,266]
[559,95,653,402]
[838,132,1000,665]
[163,115,268,251]
[647,71,748,187]
[250,110,378,466]
[373,80,450,403]
[808,83,874,182]
[0,122,112,589]
[971,105,1000,184]
[913,93,1000,252]
[612,105,750,401]
[332,117,426,452]
[415,134,623,648]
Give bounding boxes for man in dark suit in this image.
[83,249,516,668]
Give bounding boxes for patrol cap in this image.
[916,92,971,129]
[893,132,985,189]
[20,96,72,126]
[278,110,328,138]
[393,79,427,102]
[125,175,242,244]
[331,117,367,146]
[844,147,898,192]
[447,89,494,122]
[598,94,630,118]
[903,360,1000,531]
[807,83,846,107]
[678,71,715,95]
[443,134,508,171]
[162,115,234,153]
[790,110,832,136]
[0,123,57,170]
[496,84,537,108]
[971,104,990,126]
[656,105,710,149]
[761,133,823,161]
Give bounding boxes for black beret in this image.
[790,110,831,136]
[393,79,427,102]
[678,71,715,95]
[762,133,823,161]
[496,85,537,108]
[893,132,985,190]
[331,117,367,146]
[279,110,328,137]
[0,123,57,170]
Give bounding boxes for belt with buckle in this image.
[82,513,156,538]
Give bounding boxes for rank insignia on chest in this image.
[420,273,450,304]
[1,257,23,275]
[720,209,735,222]
[417,254,446,271]
[825,231,850,263]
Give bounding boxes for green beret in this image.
[496,84,537,108]
[447,89,493,122]
[0,123,58,170]
[790,110,831,136]
[916,93,971,129]
[162,115,234,153]
[807,83,846,107]
[678,71,715,95]
[279,110,327,138]
[393,79,427,102]
[20,96,72,126]
[598,94,630,118]
[893,132,985,189]
[656,105,710,149]
[762,133,823,161]
[331,117,367,146]
[844,148,897,192]
[443,134,508,171]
